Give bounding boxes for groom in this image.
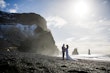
[62,44,65,60]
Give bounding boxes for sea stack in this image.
[72,48,79,55]
[88,49,91,55]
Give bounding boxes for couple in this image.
[62,44,72,60]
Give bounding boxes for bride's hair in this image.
[66,45,69,48]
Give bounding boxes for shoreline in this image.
[57,54,110,62]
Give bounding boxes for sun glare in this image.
[74,1,89,17]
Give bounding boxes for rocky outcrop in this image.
[72,48,79,55]
[88,49,91,55]
[0,11,59,55]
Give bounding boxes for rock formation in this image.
[88,49,91,55]
[0,11,59,55]
[72,48,79,55]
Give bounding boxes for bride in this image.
[65,45,72,60]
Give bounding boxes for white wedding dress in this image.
[65,48,72,60]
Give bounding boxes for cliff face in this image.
[0,11,59,55]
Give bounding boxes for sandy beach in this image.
[0,51,110,73]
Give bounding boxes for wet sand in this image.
[0,51,110,73]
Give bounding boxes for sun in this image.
[74,1,89,17]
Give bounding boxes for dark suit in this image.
[62,46,65,60]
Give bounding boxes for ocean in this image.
[71,54,110,61]
[57,54,110,61]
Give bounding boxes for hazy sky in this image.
[0,0,110,54]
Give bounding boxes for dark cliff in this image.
[0,11,59,55]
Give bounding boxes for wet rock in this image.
[68,70,88,73]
